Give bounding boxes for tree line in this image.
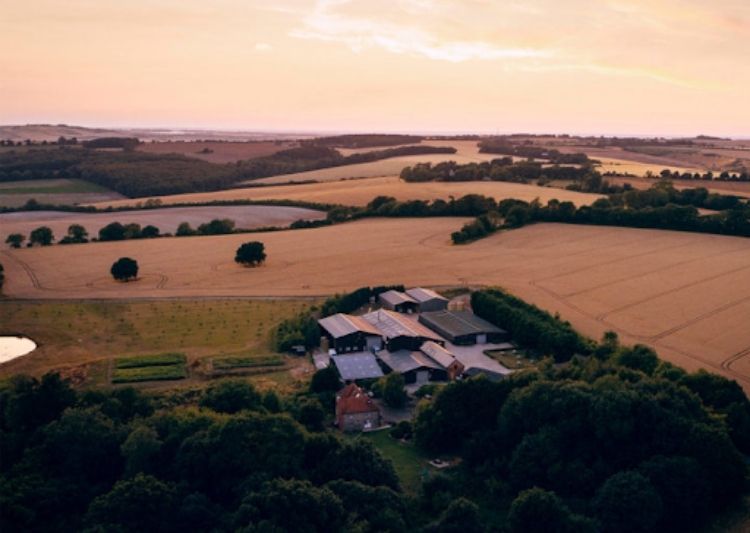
[400,158,593,184]
[0,144,456,197]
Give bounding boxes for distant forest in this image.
[0,143,455,197]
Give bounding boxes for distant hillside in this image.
[0,124,320,143]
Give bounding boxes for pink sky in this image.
[1,0,748,136]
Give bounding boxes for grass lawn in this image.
[353,429,434,495]
[485,349,537,370]
[0,299,314,388]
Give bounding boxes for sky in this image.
[1,0,748,136]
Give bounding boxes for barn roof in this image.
[420,341,462,369]
[420,310,506,338]
[377,349,442,374]
[405,287,449,303]
[362,309,443,342]
[331,353,384,381]
[319,313,382,339]
[379,290,417,307]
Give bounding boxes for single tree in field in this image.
[235,241,266,267]
[6,233,25,248]
[140,225,160,238]
[111,257,139,282]
[30,226,54,246]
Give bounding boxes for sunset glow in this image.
[2,0,748,135]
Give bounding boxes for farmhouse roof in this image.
[420,341,461,369]
[405,287,449,303]
[331,353,384,381]
[337,384,379,415]
[379,290,417,307]
[420,310,506,338]
[377,349,442,374]
[319,313,382,339]
[362,309,443,341]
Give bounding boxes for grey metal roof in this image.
[362,309,443,341]
[379,290,417,307]
[405,287,449,303]
[331,353,384,380]
[420,341,461,369]
[420,310,506,338]
[377,349,441,374]
[319,313,382,339]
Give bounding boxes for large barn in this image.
[419,310,508,345]
[318,313,383,353]
[362,309,443,351]
[378,290,418,313]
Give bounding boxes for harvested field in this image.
[136,140,296,163]
[3,219,750,390]
[604,175,750,197]
[246,140,498,185]
[0,178,124,208]
[0,205,326,241]
[92,176,603,209]
[596,156,703,177]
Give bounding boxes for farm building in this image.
[405,287,449,312]
[376,348,444,384]
[419,310,508,345]
[331,353,384,381]
[420,341,465,380]
[319,313,383,353]
[362,309,444,351]
[336,383,381,432]
[379,290,418,313]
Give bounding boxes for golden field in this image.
[3,219,750,390]
[92,176,603,209]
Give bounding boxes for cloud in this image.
[290,0,550,63]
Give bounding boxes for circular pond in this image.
[0,336,37,363]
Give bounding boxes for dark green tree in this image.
[381,372,407,408]
[30,226,54,246]
[199,380,261,414]
[99,222,126,241]
[141,225,160,238]
[235,241,266,266]
[110,257,139,281]
[593,471,662,533]
[6,233,25,248]
[310,366,341,393]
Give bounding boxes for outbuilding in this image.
[419,310,508,345]
[376,349,445,384]
[378,290,418,313]
[331,353,385,381]
[318,313,384,353]
[405,287,449,312]
[419,341,465,380]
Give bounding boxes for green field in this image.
[112,353,188,383]
[0,299,314,389]
[212,354,284,370]
[0,178,111,194]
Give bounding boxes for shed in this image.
[331,353,384,381]
[419,310,508,345]
[378,290,418,313]
[405,287,449,312]
[420,341,465,380]
[319,313,384,353]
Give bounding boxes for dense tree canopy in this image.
[110,257,139,282]
[234,241,266,267]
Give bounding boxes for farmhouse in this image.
[318,313,383,353]
[362,309,443,351]
[336,383,381,432]
[379,290,418,313]
[419,310,508,345]
[331,353,384,381]
[405,287,449,312]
